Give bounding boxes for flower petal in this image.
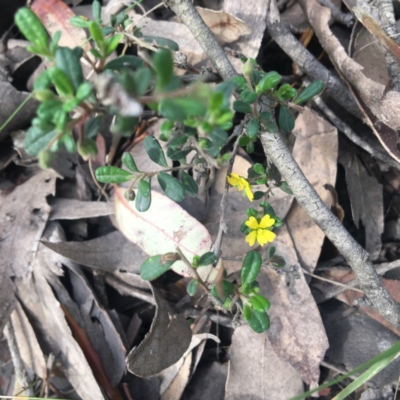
[256,229,276,246]
[244,184,254,202]
[245,231,257,246]
[245,216,259,230]
[259,214,275,228]
[227,173,241,187]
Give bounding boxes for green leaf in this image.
[233,100,252,114]
[111,116,138,137]
[25,127,57,156]
[132,67,152,96]
[275,83,297,101]
[253,191,265,200]
[198,251,216,266]
[47,67,74,97]
[143,35,179,51]
[92,0,102,23]
[121,152,139,172]
[38,150,52,168]
[135,179,152,212]
[208,128,228,147]
[246,141,254,154]
[69,16,91,28]
[167,147,191,161]
[102,26,116,36]
[273,216,283,228]
[259,201,276,217]
[37,100,63,121]
[180,171,198,197]
[262,119,279,133]
[211,280,234,301]
[84,116,101,139]
[241,251,262,284]
[105,33,123,56]
[269,246,276,258]
[239,136,251,146]
[252,163,265,175]
[140,254,179,281]
[247,118,260,139]
[15,8,50,55]
[50,31,61,54]
[95,166,133,183]
[279,105,295,133]
[255,71,281,94]
[153,49,174,91]
[240,90,258,104]
[159,98,206,121]
[249,294,270,312]
[158,172,185,202]
[55,47,83,92]
[243,304,270,333]
[160,120,174,141]
[90,48,103,59]
[77,138,98,159]
[89,21,105,53]
[187,279,199,296]
[209,92,224,112]
[104,55,143,71]
[143,136,168,167]
[60,134,76,153]
[270,255,286,268]
[232,76,248,92]
[279,181,293,194]
[76,82,92,102]
[259,111,272,120]
[294,80,324,104]
[33,70,51,91]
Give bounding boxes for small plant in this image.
[15,3,323,333]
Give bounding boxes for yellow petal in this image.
[245,230,257,246]
[227,173,241,187]
[256,229,276,246]
[245,216,259,230]
[259,214,275,228]
[244,185,254,202]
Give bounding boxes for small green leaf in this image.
[209,92,224,112]
[25,127,57,155]
[132,67,152,96]
[252,163,265,175]
[269,246,276,258]
[76,82,92,101]
[241,251,262,284]
[105,33,123,56]
[144,136,168,167]
[50,31,61,54]
[104,55,143,71]
[255,71,281,94]
[160,120,174,141]
[33,70,51,91]
[158,172,185,202]
[15,8,50,55]
[143,35,179,51]
[240,90,258,104]
[102,27,116,36]
[211,280,234,301]
[95,166,133,183]
[259,111,272,120]
[232,76,248,92]
[259,201,276,217]
[247,118,260,139]
[153,49,174,91]
[246,141,254,154]
[279,181,293,194]
[69,16,91,28]
[239,136,251,146]
[187,279,199,296]
[90,48,103,59]
[249,294,270,312]
[279,105,295,133]
[92,0,102,23]
[84,116,101,139]
[253,191,265,200]
[198,251,216,266]
[89,21,105,53]
[111,116,138,137]
[37,100,63,121]
[262,119,279,133]
[122,152,139,172]
[60,134,76,153]
[140,254,179,281]
[55,47,83,91]
[270,255,286,268]
[135,178,152,212]
[273,216,283,228]
[38,150,52,169]
[275,83,297,101]
[243,304,270,333]
[159,98,206,121]
[294,80,324,104]
[233,100,252,114]
[180,171,198,197]
[47,67,74,97]
[77,138,98,159]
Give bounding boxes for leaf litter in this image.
[2,0,400,398]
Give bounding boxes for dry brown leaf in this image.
[286,107,338,272]
[262,225,329,387]
[196,7,251,43]
[226,324,304,400]
[126,286,192,377]
[49,198,113,220]
[43,230,144,273]
[0,170,57,331]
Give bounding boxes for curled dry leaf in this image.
[126,286,192,377]
[114,187,216,282]
[49,198,114,220]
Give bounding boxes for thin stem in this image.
[146,163,196,177]
[88,158,110,201]
[0,93,34,132]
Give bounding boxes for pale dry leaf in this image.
[43,230,144,273]
[261,225,329,387]
[196,7,251,43]
[32,0,91,52]
[161,354,192,400]
[10,301,47,380]
[15,237,104,399]
[126,286,192,377]
[114,187,216,281]
[286,107,338,272]
[0,169,57,331]
[49,198,114,220]
[226,324,304,400]
[339,152,383,259]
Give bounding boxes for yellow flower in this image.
[227,173,254,201]
[245,215,276,246]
